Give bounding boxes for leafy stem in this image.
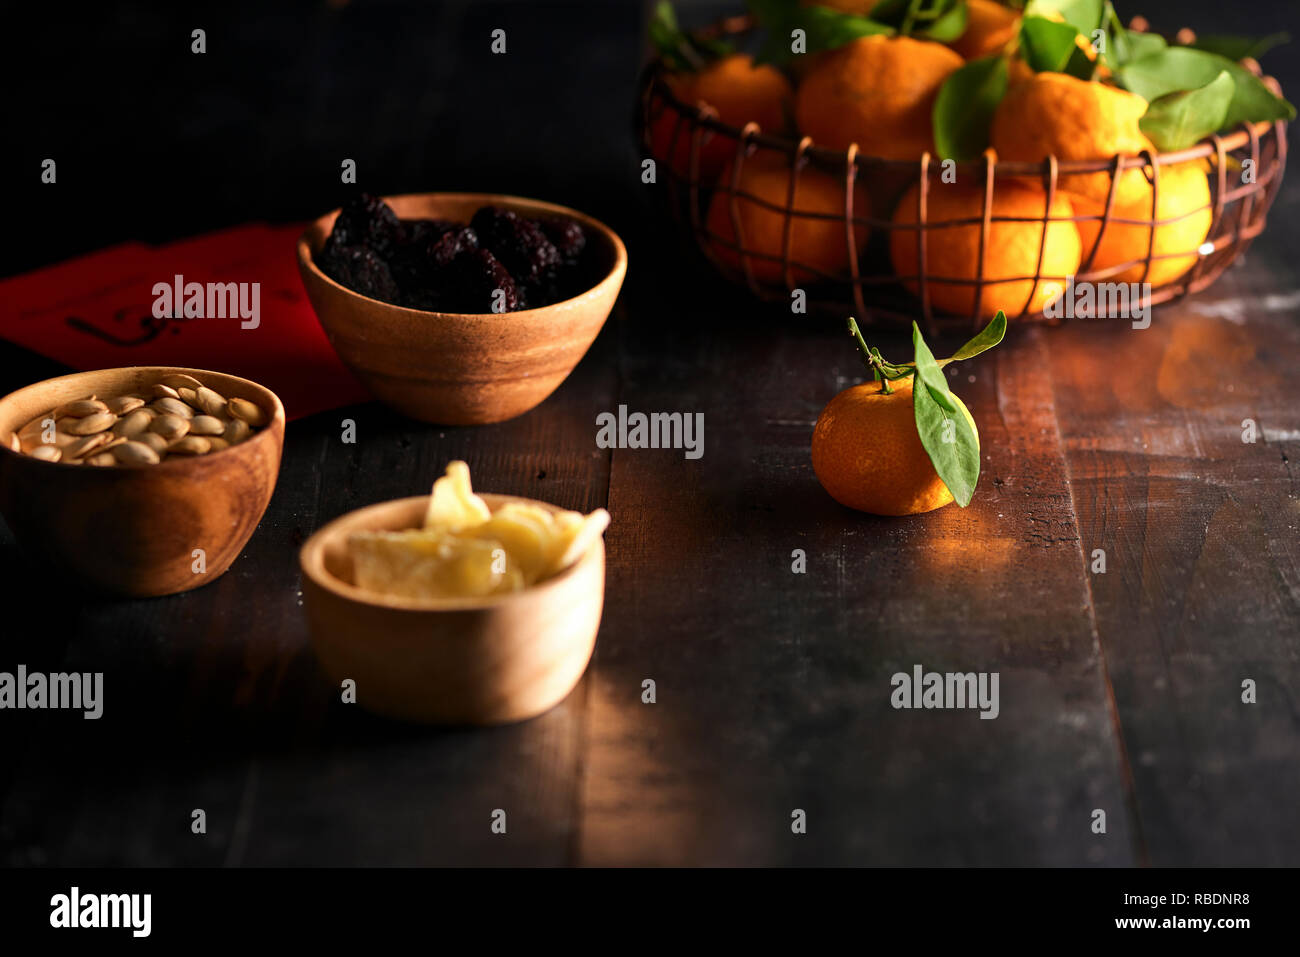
[840,312,1008,508]
[899,0,925,38]
[847,317,893,392]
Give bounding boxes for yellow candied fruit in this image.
[350,530,525,600]
[348,461,610,601]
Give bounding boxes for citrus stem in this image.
[846,317,893,394]
[900,0,925,37]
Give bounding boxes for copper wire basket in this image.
[635,15,1289,332]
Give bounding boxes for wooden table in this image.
[1,0,1296,867]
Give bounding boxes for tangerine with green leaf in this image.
[812,314,1005,516]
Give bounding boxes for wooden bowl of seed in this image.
[0,366,284,597]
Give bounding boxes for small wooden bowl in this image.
[0,366,285,597]
[299,493,605,725]
[296,192,628,425]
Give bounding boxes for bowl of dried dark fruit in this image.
[297,192,627,425]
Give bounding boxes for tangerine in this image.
[889,180,1082,318]
[649,54,793,183]
[794,35,964,159]
[812,374,977,516]
[706,153,870,285]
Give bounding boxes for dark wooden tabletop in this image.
[1,0,1297,867]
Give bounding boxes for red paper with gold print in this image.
[0,224,370,420]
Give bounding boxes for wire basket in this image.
[636,14,1289,332]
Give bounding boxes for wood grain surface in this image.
[0,0,1296,867]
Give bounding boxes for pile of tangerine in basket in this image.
[316,193,600,314]
[347,461,610,601]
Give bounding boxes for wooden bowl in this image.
[296,192,628,425]
[0,366,285,598]
[299,493,605,725]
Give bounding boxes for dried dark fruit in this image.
[314,200,593,313]
[322,245,401,303]
[540,218,587,265]
[332,193,404,260]
[429,227,480,269]
[402,218,456,247]
[470,206,561,294]
[445,248,523,314]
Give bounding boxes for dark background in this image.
[1,0,1298,867]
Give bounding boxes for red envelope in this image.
[0,224,371,420]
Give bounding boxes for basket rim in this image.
[642,15,1289,175]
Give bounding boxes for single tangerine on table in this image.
[889,179,1083,319]
[649,53,793,184]
[794,35,965,160]
[705,153,870,286]
[812,374,978,517]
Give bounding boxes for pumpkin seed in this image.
[206,437,230,452]
[150,414,190,442]
[54,398,108,418]
[177,387,199,406]
[169,436,211,455]
[151,383,181,399]
[161,373,203,391]
[65,433,113,460]
[152,397,193,419]
[113,408,155,437]
[113,441,161,466]
[87,453,117,466]
[222,418,251,444]
[189,415,225,436]
[29,445,61,462]
[194,386,227,417]
[227,397,268,426]
[105,395,146,415]
[63,412,118,435]
[137,432,169,454]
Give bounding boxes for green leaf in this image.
[1139,70,1235,151]
[911,323,957,411]
[868,0,967,41]
[1019,15,1081,73]
[949,311,1008,362]
[1025,0,1103,35]
[918,0,969,43]
[649,2,685,66]
[1062,40,1097,79]
[1118,47,1295,128]
[1094,0,1164,71]
[1190,32,1289,62]
[1121,29,1166,63]
[650,1,733,71]
[752,2,893,65]
[933,55,1009,161]
[912,323,980,507]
